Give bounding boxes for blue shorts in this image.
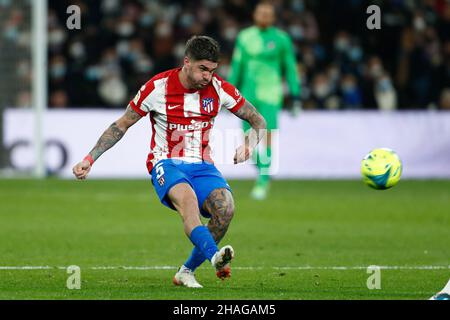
[150,159,232,218]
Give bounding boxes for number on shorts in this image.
[155,162,165,179]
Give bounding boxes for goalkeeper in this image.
[228,1,302,200]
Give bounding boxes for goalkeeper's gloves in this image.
[290,96,302,117]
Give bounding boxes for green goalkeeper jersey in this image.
[228,26,301,109]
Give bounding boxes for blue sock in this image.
[184,246,207,271]
[189,226,218,262]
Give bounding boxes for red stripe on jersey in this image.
[228,98,245,113]
[130,103,148,117]
[218,75,246,113]
[146,112,157,173]
[165,73,186,159]
[201,130,214,163]
[129,69,175,116]
[129,81,155,116]
[199,87,220,162]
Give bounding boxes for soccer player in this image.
[72,36,266,288]
[228,2,302,200]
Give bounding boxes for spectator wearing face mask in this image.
[375,73,398,111]
[340,74,362,109]
[309,73,340,110]
[36,0,450,110]
[361,56,385,109]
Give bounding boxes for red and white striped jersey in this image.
[129,68,245,173]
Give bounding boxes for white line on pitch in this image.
[0,265,449,271]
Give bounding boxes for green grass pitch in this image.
[0,179,448,300]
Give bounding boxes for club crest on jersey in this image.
[158,176,165,186]
[202,98,214,113]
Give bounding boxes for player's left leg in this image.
[182,188,235,279]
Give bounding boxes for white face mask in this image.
[335,38,350,52]
[314,83,330,98]
[134,57,153,73]
[369,63,383,78]
[377,78,393,92]
[50,63,67,79]
[180,13,194,28]
[117,22,135,37]
[349,46,363,62]
[140,14,155,27]
[414,17,426,32]
[174,43,186,60]
[292,0,305,12]
[99,76,127,105]
[223,27,238,41]
[155,22,171,37]
[289,25,304,40]
[69,42,86,59]
[341,82,356,93]
[48,29,66,46]
[101,0,120,13]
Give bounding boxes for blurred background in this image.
[0,0,449,178]
[3,0,450,110]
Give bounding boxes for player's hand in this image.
[290,98,302,117]
[72,160,92,180]
[234,145,252,164]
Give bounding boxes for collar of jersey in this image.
[173,67,199,94]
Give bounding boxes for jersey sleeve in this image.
[281,33,301,98]
[227,33,245,88]
[219,79,246,114]
[129,80,156,116]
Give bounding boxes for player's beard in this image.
[196,81,208,89]
[192,78,208,89]
[187,68,208,89]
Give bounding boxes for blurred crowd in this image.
[1,0,449,110]
[0,0,32,110]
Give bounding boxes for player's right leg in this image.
[182,188,236,279]
[203,188,235,279]
[167,183,206,237]
[168,183,233,265]
[164,183,217,289]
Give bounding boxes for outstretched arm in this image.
[232,100,267,164]
[72,105,143,179]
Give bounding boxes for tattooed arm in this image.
[72,105,143,180]
[232,100,267,164]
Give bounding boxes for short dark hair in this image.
[185,35,220,62]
